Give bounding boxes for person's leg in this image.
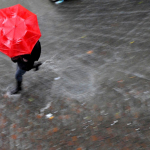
[32,62,42,71]
[15,66,26,82]
[11,66,26,94]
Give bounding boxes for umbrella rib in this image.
[2,17,18,39]
[0,10,8,27]
[27,30,41,36]
[10,5,19,56]
[12,5,19,37]
[4,28,15,39]
[26,13,37,20]
[16,20,25,27]
[0,47,8,51]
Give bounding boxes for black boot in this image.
[33,62,42,71]
[10,81,22,95]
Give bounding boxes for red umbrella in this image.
[0,4,41,58]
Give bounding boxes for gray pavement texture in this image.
[1,0,150,149]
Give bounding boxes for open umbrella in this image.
[0,4,41,58]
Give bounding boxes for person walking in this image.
[0,4,42,95]
[10,40,42,94]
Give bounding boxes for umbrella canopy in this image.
[0,4,41,58]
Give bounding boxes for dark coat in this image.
[11,41,41,71]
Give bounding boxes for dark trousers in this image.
[15,66,26,82]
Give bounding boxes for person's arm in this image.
[22,54,31,62]
[11,56,21,63]
[22,58,28,62]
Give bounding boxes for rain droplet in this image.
[135,128,140,131]
[111,120,118,126]
[54,77,61,80]
[54,111,58,114]
[88,120,92,122]
[71,128,76,131]
[127,123,131,126]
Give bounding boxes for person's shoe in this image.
[10,81,22,95]
[33,62,42,71]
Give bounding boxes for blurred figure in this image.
[10,41,42,94]
[50,0,64,4]
[55,0,64,4]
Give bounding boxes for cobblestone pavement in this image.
[1,0,150,149]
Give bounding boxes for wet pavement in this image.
[1,0,150,149]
